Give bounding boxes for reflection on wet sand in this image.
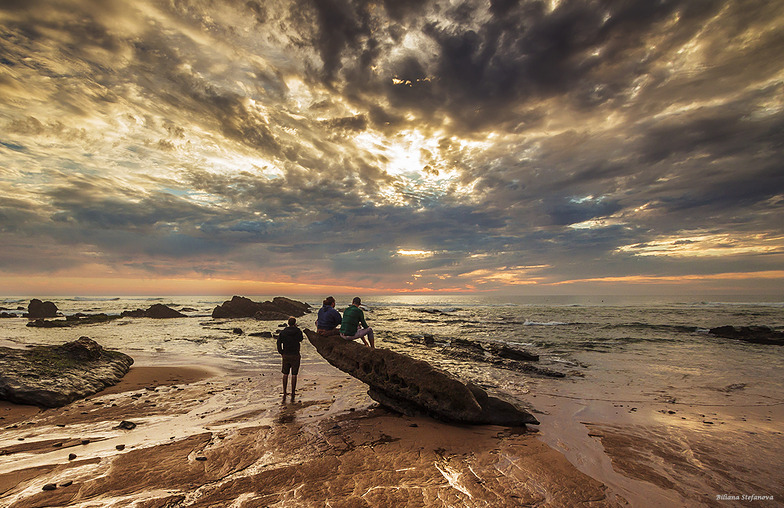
[0,362,614,507]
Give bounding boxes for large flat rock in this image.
[0,337,134,407]
[305,330,538,426]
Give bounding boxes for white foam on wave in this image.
[523,320,568,326]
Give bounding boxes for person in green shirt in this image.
[340,297,375,348]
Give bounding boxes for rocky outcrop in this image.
[0,337,134,407]
[27,299,58,318]
[211,296,310,320]
[305,330,538,426]
[709,326,784,345]
[26,313,123,328]
[121,303,186,318]
[440,338,564,378]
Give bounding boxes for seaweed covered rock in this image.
[305,329,538,426]
[212,296,310,320]
[0,337,134,407]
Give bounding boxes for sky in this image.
[0,0,783,296]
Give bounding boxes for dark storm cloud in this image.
[1,0,783,292]
[293,0,728,131]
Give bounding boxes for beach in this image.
[1,295,782,506]
[1,359,612,507]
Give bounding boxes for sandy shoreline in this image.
[1,366,217,426]
[0,360,618,507]
[2,353,781,506]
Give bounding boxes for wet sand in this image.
[5,354,780,507]
[530,385,784,507]
[0,366,216,426]
[0,361,617,507]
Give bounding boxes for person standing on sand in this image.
[277,316,303,399]
[316,296,341,336]
[340,297,375,348]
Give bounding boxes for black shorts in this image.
[281,354,301,375]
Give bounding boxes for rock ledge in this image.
[0,337,134,407]
[305,330,538,426]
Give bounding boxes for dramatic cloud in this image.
[0,0,782,295]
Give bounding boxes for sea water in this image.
[2,294,783,406]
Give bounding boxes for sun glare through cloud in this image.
[0,0,782,295]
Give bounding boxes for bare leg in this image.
[282,374,288,395]
[367,329,375,348]
[291,375,297,397]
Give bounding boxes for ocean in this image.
[2,294,783,504]
[3,294,783,406]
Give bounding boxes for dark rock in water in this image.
[180,307,198,312]
[423,334,435,345]
[232,328,244,335]
[0,312,18,318]
[709,325,784,345]
[122,304,185,319]
[116,420,137,430]
[211,296,259,318]
[253,310,291,321]
[305,329,538,426]
[211,295,310,320]
[440,338,561,376]
[484,342,539,362]
[42,483,57,491]
[27,318,71,328]
[0,337,134,407]
[250,331,274,338]
[27,313,122,328]
[27,299,58,318]
[267,297,311,317]
[441,339,488,363]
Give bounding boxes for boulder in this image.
[268,296,310,316]
[27,299,58,318]
[305,329,538,426]
[709,326,784,345]
[212,296,310,320]
[0,337,134,407]
[121,304,185,319]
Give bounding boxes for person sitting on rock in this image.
[277,316,304,400]
[316,296,341,336]
[340,297,374,348]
